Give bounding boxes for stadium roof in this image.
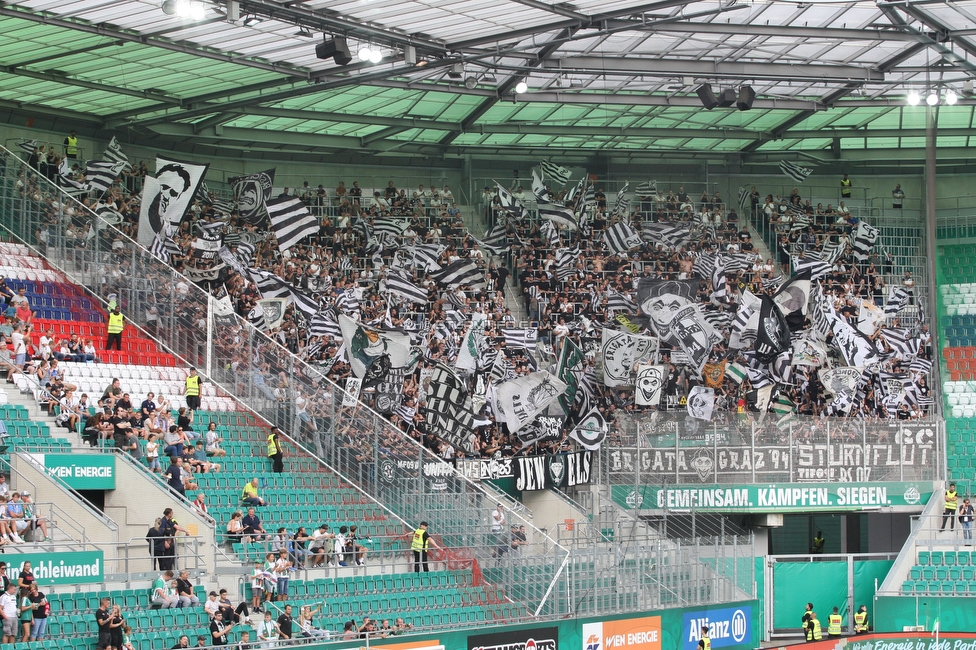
[2,0,976,161]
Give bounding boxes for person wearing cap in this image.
[410,521,442,573]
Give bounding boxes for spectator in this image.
[241,478,265,507]
[510,524,528,555]
[176,570,199,608]
[256,611,279,648]
[298,604,328,639]
[226,510,245,545]
[108,604,125,650]
[276,604,294,641]
[241,507,267,541]
[165,457,187,498]
[892,184,904,209]
[205,422,227,457]
[209,610,234,646]
[152,571,179,608]
[17,586,32,643]
[218,588,250,625]
[250,560,268,613]
[26,583,47,641]
[273,549,292,601]
[94,597,112,650]
[146,433,162,473]
[20,492,49,542]
[204,592,220,619]
[172,635,191,649]
[191,492,212,523]
[308,524,334,567]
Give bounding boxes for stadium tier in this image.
[938,244,975,481]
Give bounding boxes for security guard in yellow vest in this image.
[267,427,283,473]
[802,602,813,628]
[840,174,852,198]
[697,626,711,650]
[806,612,822,642]
[106,305,125,351]
[411,521,441,573]
[942,482,959,532]
[183,367,203,411]
[827,607,843,638]
[853,605,868,634]
[64,130,78,159]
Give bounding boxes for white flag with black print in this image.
[538,203,578,230]
[635,365,666,406]
[138,156,210,247]
[851,221,880,262]
[603,221,642,255]
[257,298,288,331]
[495,181,525,220]
[792,255,832,281]
[16,139,37,156]
[687,386,715,421]
[531,168,549,204]
[555,244,582,281]
[737,187,750,210]
[569,408,608,450]
[267,196,318,252]
[540,160,572,185]
[57,158,87,193]
[779,160,813,183]
[149,227,181,263]
[884,287,911,316]
[502,328,538,351]
[496,371,567,434]
[101,136,129,167]
[384,269,428,304]
[433,260,486,291]
[613,182,630,217]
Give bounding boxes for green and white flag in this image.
[727,362,747,384]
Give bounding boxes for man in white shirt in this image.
[0,582,17,643]
[441,185,454,201]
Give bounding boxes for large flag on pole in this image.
[267,196,318,252]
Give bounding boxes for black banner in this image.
[514,451,593,491]
[469,627,558,650]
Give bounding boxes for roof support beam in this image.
[192,113,240,134]
[541,56,886,82]
[0,5,310,78]
[361,127,412,146]
[7,40,126,69]
[603,21,918,41]
[0,65,180,104]
[892,2,976,60]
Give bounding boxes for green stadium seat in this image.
[918,551,930,565]
[946,551,957,566]
[931,551,944,565]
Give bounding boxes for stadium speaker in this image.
[315,36,352,66]
[736,85,756,110]
[696,83,719,110]
[717,88,737,107]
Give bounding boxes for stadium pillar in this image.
[925,104,942,418]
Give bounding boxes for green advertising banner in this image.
[874,596,976,634]
[773,562,848,630]
[6,551,104,585]
[32,453,116,489]
[612,482,933,513]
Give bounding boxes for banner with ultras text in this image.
[612,481,933,512]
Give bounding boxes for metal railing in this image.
[598,413,943,486]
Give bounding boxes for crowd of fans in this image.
[2,142,935,470]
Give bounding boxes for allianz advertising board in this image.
[682,606,751,650]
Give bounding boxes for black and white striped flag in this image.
[310,309,342,338]
[490,353,517,385]
[793,256,832,281]
[102,136,129,167]
[540,219,559,246]
[267,196,318,252]
[149,229,181,263]
[541,161,572,185]
[555,244,581,281]
[335,288,360,315]
[531,169,549,204]
[818,237,847,265]
[249,269,291,299]
[851,222,880,262]
[495,181,525,220]
[606,289,637,314]
[641,223,689,247]
[789,213,812,235]
[880,328,917,360]
[702,308,733,332]
[413,243,444,272]
[84,161,126,193]
[502,328,538,351]
[737,187,750,210]
[433,260,486,290]
[57,158,87,193]
[884,287,911,316]
[538,203,578,230]
[613,182,630,217]
[603,221,641,255]
[385,269,429,304]
[779,160,813,183]
[16,139,37,156]
[212,198,236,216]
[374,217,409,238]
[635,180,656,196]
[236,241,255,268]
[711,258,728,304]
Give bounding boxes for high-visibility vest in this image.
[840,179,852,194]
[185,375,201,397]
[808,619,822,641]
[267,433,281,458]
[411,527,427,552]
[828,614,842,635]
[107,312,124,334]
[65,136,78,156]
[946,490,958,510]
[854,611,867,632]
[700,637,711,650]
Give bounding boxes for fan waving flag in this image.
[779,160,813,183]
[613,182,630,217]
[17,139,38,156]
[433,260,486,290]
[385,269,429,304]
[85,160,126,194]
[495,181,525,220]
[102,136,129,167]
[267,196,318,252]
[851,222,880,262]
[149,229,182,263]
[538,203,578,230]
[603,221,641,255]
[57,158,88,193]
[737,187,750,210]
[541,161,572,185]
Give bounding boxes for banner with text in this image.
[611,481,934,513]
[7,551,104,585]
[30,453,116,490]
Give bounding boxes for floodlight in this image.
[906,91,920,106]
[162,0,177,15]
[369,49,383,63]
[464,76,478,89]
[515,81,528,94]
[926,92,939,106]
[946,89,958,105]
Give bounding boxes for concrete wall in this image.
[102,456,216,574]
